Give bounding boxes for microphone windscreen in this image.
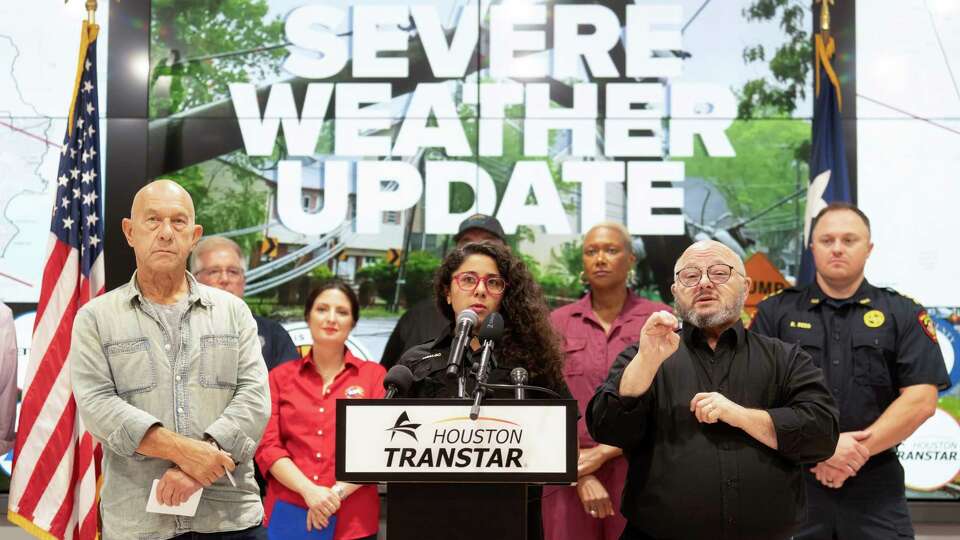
[383,365,415,396]
[479,312,505,342]
[456,309,479,326]
[510,367,528,384]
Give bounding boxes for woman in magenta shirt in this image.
[256,280,384,539]
[543,223,671,540]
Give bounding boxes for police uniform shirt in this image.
[751,279,949,435]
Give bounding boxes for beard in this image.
[675,292,746,330]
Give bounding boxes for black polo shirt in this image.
[586,321,839,540]
[752,279,949,435]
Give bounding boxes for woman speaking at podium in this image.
[398,241,572,539]
[256,280,385,540]
[398,241,569,402]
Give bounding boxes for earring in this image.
[628,269,636,285]
[579,271,589,284]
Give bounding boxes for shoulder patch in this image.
[918,310,938,343]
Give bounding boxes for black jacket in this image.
[397,325,572,400]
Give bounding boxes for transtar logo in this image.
[386,411,421,442]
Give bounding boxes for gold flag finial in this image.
[816,0,834,34]
[64,0,98,24]
[85,0,97,24]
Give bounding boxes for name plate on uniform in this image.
[336,399,578,483]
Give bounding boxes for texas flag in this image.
[798,31,852,285]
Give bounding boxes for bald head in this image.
[674,240,745,275]
[122,179,203,277]
[131,179,196,221]
[671,240,750,332]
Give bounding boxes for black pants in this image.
[792,454,914,539]
[620,523,656,540]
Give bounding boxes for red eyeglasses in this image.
[452,272,507,296]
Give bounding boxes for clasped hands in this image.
[156,437,235,506]
[810,431,872,489]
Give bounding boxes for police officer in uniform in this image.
[752,203,949,539]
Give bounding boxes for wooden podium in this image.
[336,399,578,540]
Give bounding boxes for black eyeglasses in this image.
[675,264,742,287]
[452,272,507,296]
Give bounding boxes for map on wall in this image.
[0,3,108,303]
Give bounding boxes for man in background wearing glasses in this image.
[192,236,300,497]
[752,203,948,539]
[191,236,300,373]
[587,240,839,540]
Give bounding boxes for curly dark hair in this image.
[434,242,564,387]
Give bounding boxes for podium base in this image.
[386,483,528,540]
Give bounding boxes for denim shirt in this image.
[70,272,270,540]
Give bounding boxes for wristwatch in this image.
[332,484,346,500]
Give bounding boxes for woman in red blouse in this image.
[256,280,385,539]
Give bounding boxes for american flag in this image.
[7,21,105,540]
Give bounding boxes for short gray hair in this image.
[191,236,247,273]
[584,221,634,255]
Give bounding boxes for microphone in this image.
[445,309,479,381]
[510,367,528,400]
[470,313,504,420]
[383,365,414,399]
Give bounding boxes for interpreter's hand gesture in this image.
[302,484,341,531]
[690,392,742,425]
[637,310,681,368]
[619,311,680,397]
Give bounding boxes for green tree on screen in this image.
[678,118,809,267]
[150,0,283,255]
[150,0,285,116]
[737,0,812,119]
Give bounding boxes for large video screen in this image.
[148,0,813,307]
[857,0,960,501]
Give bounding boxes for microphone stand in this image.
[469,340,496,420]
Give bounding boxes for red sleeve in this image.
[370,363,387,399]
[255,367,291,475]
